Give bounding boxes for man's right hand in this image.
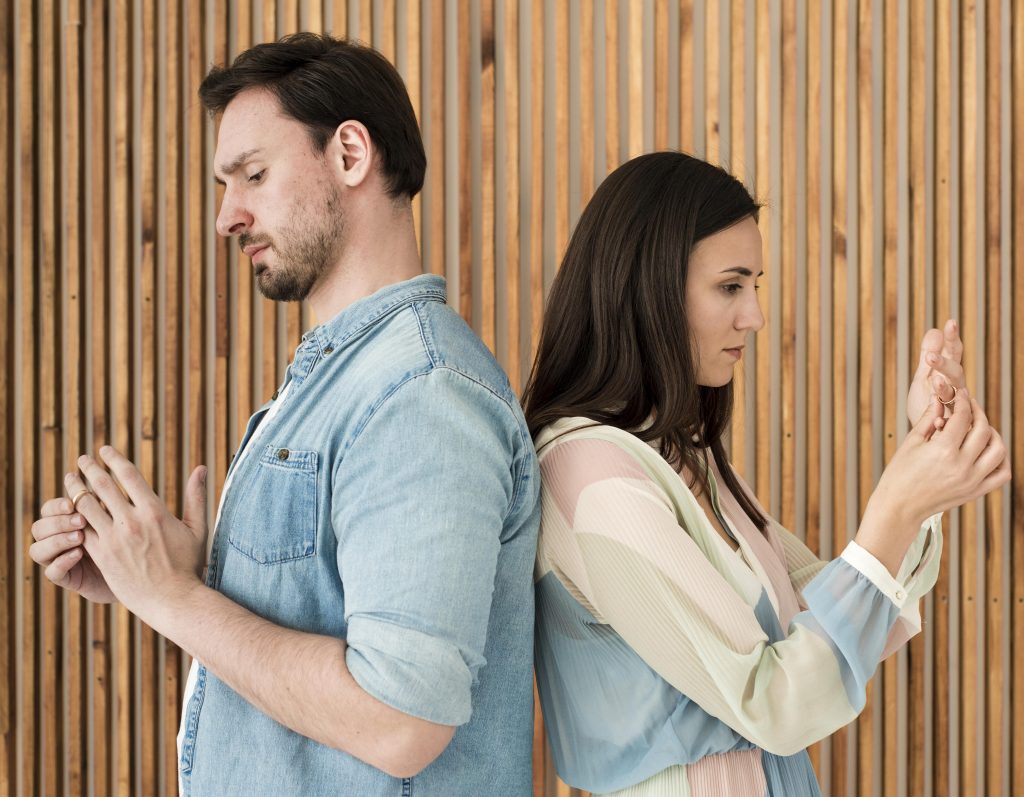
[30,496,117,604]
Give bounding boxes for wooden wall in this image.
[1,1,1021,795]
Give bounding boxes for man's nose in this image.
[215,190,252,238]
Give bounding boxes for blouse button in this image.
[277,448,290,461]
[895,589,905,601]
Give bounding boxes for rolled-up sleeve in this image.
[332,367,520,726]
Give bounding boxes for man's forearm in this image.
[157,582,454,778]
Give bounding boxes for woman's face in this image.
[684,215,766,387]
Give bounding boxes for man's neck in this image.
[306,204,422,325]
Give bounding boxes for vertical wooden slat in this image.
[932,0,953,792]
[61,0,87,792]
[753,0,770,506]
[704,0,719,163]
[959,0,980,793]
[502,0,520,390]
[529,0,544,357]
[854,0,876,788]
[458,0,472,323]
[626,0,641,159]
[605,0,619,172]
[1013,0,1024,787]
[678,0,693,153]
[405,0,421,253]
[0,0,13,788]
[139,0,160,793]
[907,0,929,794]
[579,0,594,216]
[779,0,796,534]
[803,0,824,780]
[162,0,185,793]
[16,2,37,794]
[37,0,61,791]
[554,0,569,259]
[111,2,133,793]
[260,2,279,402]
[653,0,668,151]
[830,0,850,791]
[426,0,444,277]
[87,0,113,792]
[481,0,495,352]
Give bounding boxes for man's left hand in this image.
[65,447,209,626]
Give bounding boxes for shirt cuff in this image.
[840,541,909,609]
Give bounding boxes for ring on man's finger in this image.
[938,384,958,408]
[71,488,93,509]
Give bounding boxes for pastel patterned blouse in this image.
[533,418,942,796]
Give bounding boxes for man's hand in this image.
[907,319,966,427]
[30,497,117,604]
[64,446,209,626]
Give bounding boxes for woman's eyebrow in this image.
[719,267,764,277]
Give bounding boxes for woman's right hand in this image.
[857,388,1010,573]
[30,496,118,604]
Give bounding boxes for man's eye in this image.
[247,171,265,184]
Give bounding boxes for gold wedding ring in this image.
[70,488,93,509]
[938,384,958,408]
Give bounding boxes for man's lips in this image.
[242,243,270,259]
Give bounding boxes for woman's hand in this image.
[857,388,1010,574]
[907,319,966,426]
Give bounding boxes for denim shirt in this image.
[177,275,540,796]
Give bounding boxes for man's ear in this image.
[330,120,374,188]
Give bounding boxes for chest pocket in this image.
[226,445,320,564]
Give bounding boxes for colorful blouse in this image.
[533,418,942,796]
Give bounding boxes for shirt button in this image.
[323,346,334,355]
[277,448,290,461]
[271,389,279,400]
[895,589,905,601]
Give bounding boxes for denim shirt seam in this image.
[338,365,526,522]
[320,288,446,353]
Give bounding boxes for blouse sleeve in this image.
[539,436,941,757]
[773,515,943,658]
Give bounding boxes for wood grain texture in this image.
[1,2,1020,795]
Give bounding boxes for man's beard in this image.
[244,184,344,302]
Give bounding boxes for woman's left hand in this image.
[907,319,966,426]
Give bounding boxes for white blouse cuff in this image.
[840,541,909,609]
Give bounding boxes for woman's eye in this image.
[247,170,265,184]
[722,283,742,295]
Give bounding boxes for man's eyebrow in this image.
[213,149,263,185]
[719,267,764,277]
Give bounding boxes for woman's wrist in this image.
[853,494,923,577]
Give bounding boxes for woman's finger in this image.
[974,456,1012,496]
[959,399,991,461]
[925,353,966,388]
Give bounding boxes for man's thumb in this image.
[183,465,209,538]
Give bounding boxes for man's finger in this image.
[39,496,74,518]
[97,445,158,509]
[76,455,132,517]
[29,530,85,567]
[912,328,945,383]
[44,548,83,587]
[64,470,114,534]
[940,385,973,446]
[31,512,86,542]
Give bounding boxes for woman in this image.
[523,152,1009,796]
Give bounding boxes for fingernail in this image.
[70,531,81,542]
[927,353,941,365]
[69,548,81,559]
[100,445,112,457]
[71,514,83,526]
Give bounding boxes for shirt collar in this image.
[298,274,447,358]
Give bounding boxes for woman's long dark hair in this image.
[522,151,767,531]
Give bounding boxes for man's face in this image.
[214,88,345,301]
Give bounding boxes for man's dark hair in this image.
[199,32,426,200]
[523,151,767,531]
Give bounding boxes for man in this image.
[30,33,539,796]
